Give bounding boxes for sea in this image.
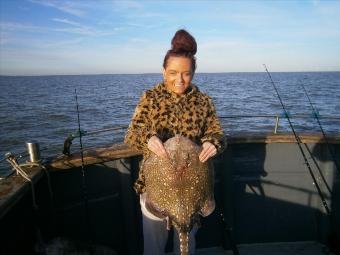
[0,72,339,177]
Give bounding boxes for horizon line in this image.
[1,70,340,77]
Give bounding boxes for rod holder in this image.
[26,141,41,163]
[274,116,280,134]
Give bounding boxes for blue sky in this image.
[0,0,340,75]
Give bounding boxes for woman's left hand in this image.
[199,142,217,163]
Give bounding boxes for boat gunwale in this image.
[0,165,43,219]
[1,132,339,210]
[47,132,340,170]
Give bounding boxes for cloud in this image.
[51,18,98,36]
[53,26,119,37]
[0,32,84,50]
[29,0,86,17]
[53,27,95,36]
[52,18,82,27]
[2,0,339,75]
[0,21,46,32]
[0,38,168,75]
[51,18,123,37]
[0,19,120,38]
[40,37,85,49]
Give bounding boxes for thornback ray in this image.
[143,135,215,255]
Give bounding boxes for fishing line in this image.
[263,64,331,216]
[300,81,340,174]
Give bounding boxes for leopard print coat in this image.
[124,82,226,193]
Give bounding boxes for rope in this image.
[0,146,49,163]
[41,165,54,201]
[5,153,39,210]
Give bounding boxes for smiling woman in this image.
[124,29,226,255]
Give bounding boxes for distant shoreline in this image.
[1,70,340,78]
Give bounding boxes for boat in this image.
[0,130,339,255]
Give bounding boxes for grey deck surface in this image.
[167,241,333,255]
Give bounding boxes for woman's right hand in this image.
[147,136,169,159]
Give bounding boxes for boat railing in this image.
[219,113,340,134]
[60,114,340,155]
[1,114,339,167]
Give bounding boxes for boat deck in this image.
[1,134,339,255]
[167,241,333,255]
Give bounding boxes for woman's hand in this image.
[199,142,217,163]
[147,136,169,159]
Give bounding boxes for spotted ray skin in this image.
[143,135,214,255]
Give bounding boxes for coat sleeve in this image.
[200,97,226,154]
[124,92,157,153]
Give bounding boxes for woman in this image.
[125,29,225,255]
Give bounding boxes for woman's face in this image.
[163,56,193,95]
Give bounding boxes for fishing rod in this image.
[300,82,340,174]
[75,88,86,180]
[263,64,331,216]
[62,125,127,156]
[75,89,94,241]
[215,159,240,255]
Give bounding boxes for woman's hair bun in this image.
[171,29,197,55]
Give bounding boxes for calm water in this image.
[0,72,339,176]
